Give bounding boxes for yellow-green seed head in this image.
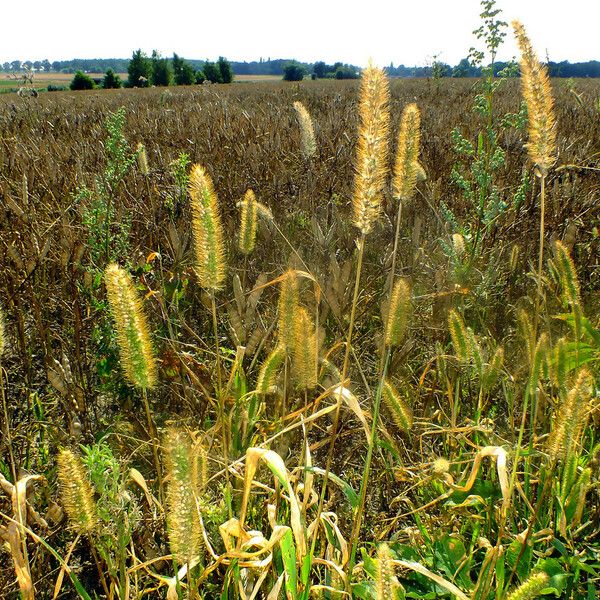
[392,103,421,201]
[385,279,411,347]
[238,189,258,255]
[105,263,157,390]
[0,306,5,359]
[553,240,580,307]
[57,449,97,534]
[255,345,286,394]
[189,164,226,291]
[277,270,299,351]
[505,571,550,600]
[353,62,390,234]
[448,309,471,363]
[136,142,149,175]
[293,307,318,390]
[293,101,317,159]
[376,543,398,600]
[382,379,413,432]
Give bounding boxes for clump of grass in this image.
[293,101,317,159]
[189,164,226,291]
[57,449,98,534]
[104,263,157,390]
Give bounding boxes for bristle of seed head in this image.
[164,428,202,563]
[376,543,398,600]
[482,346,504,392]
[277,270,299,351]
[238,189,258,255]
[293,307,318,389]
[392,103,421,202]
[255,345,286,394]
[448,309,471,362]
[517,309,535,364]
[553,240,580,308]
[505,571,550,600]
[547,368,593,462]
[293,101,317,159]
[136,142,149,175]
[105,263,157,390]
[57,449,97,534]
[527,333,548,397]
[512,21,556,174]
[189,164,226,291]
[353,62,391,235]
[385,279,411,347]
[382,379,413,432]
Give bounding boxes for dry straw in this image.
[189,164,226,291]
[512,20,556,174]
[392,103,422,201]
[104,263,157,390]
[57,449,97,534]
[353,62,390,234]
[293,101,317,159]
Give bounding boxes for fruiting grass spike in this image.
[105,263,157,390]
[513,21,556,174]
[553,240,580,307]
[136,142,149,175]
[164,428,202,563]
[385,279,411,347]
[353,61,390,234]
[57,449,97,534]
[189,164,226,291]
[382,379,413,432]
[256,345,285,394]
[277,270,299,351]
[293,307,318,389]
[0,306,5,358]
[293,101,317,159]
[376,543,398,599]
[238,189,258,255]
[448,309,470,362]
[392,103,421,201]
[505,572,550,600]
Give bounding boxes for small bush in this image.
[70,71,95,91]
[102,69,122,89]
[283,62,306,81]
[47,84,66,92]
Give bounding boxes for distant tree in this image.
[128,49,152,87]
[10,60,21,71]
[334,65,359,79]
[172,53,196,85]
[151,50,172,86]
[195,70,206,84]
[282,62,306,81]
[313,61,329,78]
[452,58,471,77]
[41,59,51,72]
[217,56,233,83]
[102,68,122,89]
[33,60,42,71]
[203,61,222,83]
[70,71,95,91]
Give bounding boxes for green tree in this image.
[313,61,329,78]
[70,71,95,91]
[195,70,206,84]
[151,50,172,86]
[203,61,222,83]
[127,50,151,87]
[217,56,234,83]
[172,53,196,85]
[282,62,306,81]
[102,68,122,89]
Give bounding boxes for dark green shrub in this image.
[102,69,122,89]
[282,62,306,81]
[70,71,95,91]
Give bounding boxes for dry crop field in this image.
[0,49,599,600]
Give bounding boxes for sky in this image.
[2,0,599,66]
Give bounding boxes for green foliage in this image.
[172,53,196,85]
[102,68,122,89]
[70,70,95,91]
[203,61,222,83]
[195,69,206,84]
[151,50,172,86]
[217,56,234,83]
[127,49,151,87]
[283,62,307,81]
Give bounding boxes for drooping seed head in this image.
[392,103,421,201]
[189,164,226,291]
[293,101,317,159]
[105,263,157,390]
[238,189,258,255]
[385,279,411,347]
[277,270,299,351]
[57,449,97,534]
[353,62,391,234]
[513,21,556,174]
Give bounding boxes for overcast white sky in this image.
[2,0,598,66]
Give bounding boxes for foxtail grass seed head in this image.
[452,233,466,257]
[0,306,5,359]
[293,307,318,389]
[255,345,286,394]
[517,309,535,364]
[448,309,471,363]
[553,240,580,307]
[376,543,398,599]
[189,164,226,291]
[293,101,317,159]
[482,346,504,392]
[385,279,411,347]
[238,189,258,255]
[57,449,97,534]
[382,379,413,432]
[277,270,299,351]
[353,62,390,234]
[505,572,550,600]
[105,264,157,390]
[513,20,556,174]
[547,368,593,461]
[392,103,421,201]
[165,428,202,562]
[136,142,149,175]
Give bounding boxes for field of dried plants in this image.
[0,31,599,600]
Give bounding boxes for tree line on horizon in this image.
[3,55,600,78]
